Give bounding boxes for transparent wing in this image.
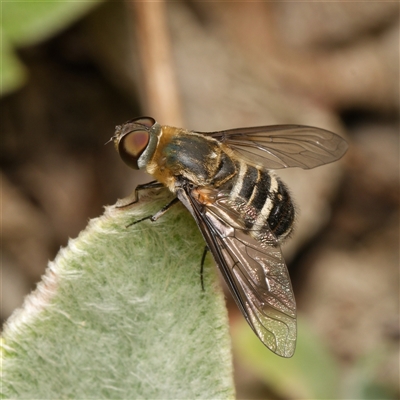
[177,186,297,357]
[195,125,348,169]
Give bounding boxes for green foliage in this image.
[234,311,398,399]
[343,344,399,400]
[1,189,235,399]
[0,0,103,96]
[234,317,340,399]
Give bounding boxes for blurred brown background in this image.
[1,1,399,399]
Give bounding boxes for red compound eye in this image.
[119,129,150,169]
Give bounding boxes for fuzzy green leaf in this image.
[1,189,235,399]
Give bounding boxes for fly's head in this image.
[112,116,161,170]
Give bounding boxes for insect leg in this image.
[117,181,164,209]
[200,246,209,292]
[127,197,180,227]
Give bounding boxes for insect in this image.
[111,116,348,357]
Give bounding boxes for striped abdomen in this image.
[228,162,295,241]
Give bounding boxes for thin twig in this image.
[126,0,183,126]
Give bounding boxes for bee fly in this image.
[111,116,348,357]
